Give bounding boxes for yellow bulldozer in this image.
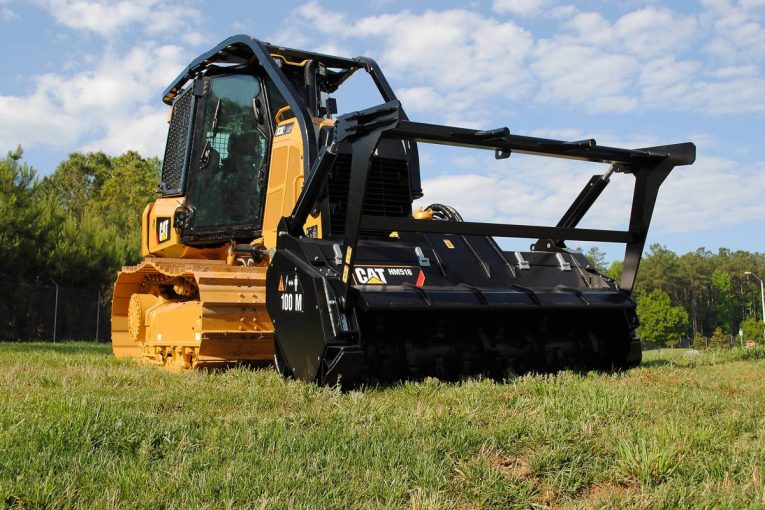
[112,35,695,385]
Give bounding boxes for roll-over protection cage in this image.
[162,35,423,201]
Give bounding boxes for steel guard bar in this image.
[360,216,638,244]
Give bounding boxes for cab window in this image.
[190,75,268,228]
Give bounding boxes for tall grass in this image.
[1,343,764,509]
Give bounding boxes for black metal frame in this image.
[159,86,198,196]
[284,100,695,302]
[163,35,321,187]
[162,35,421,194]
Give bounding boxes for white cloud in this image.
[0,43,186,156]
[561,8,697,57]
[712,64,759,78]
[2,1,207,157]
[353,10,534,100]
[531,4,761,115]
[492,0,550,16]
[0,0,16,20]
[273,2,765,118]
[701,0,765,61]
[415,155,622,229]
[548,5,578,19]
[270,1,349,48]
[277,5,534,124]
[0,88,80,148]
[638,57,698,107]
[414,151,765,237]
[396,87,451,115]
[564,12,614,46]
[678,76,765,114]
[293,0,348,34]
[531,42,639,112]
[1,7,17,20]
[613,8,697,58]
[657,156,765,232]
[29,0,201,37]
[82,109,169,155]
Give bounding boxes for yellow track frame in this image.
[112,257,274,368]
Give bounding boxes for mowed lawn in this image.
[1,343,765,509]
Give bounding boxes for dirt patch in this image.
[574,481,639,508]
[534,481,561,509]
[485,448,532,480]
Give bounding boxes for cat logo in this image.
[277,275,285,292]
[354,267,387,285]
[157,217,171,243]
[274,123,294,136]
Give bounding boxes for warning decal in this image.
[278,271,304,312]
[352,266,423,286]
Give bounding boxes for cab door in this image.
[182,73,272,244]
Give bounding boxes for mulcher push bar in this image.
[285,100,696,303]
[383,121,692,165]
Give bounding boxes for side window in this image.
[190,75,268,228]
[265,79,289,119]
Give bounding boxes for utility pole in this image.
[744,271,765,343]
[50,278,59,342]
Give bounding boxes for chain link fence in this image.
[0,280,110,342]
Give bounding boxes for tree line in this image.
[583,245,765,347]
[1,146,159,287]
[2,146,764,344]
[1,147,158,340]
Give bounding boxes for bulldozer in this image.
[111,35,695,385]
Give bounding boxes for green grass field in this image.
[2,343,765,509]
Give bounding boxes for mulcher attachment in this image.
[266,101,695,386]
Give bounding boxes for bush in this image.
[636,289,690,347]
[708,327,732,349]
[691,332,708,350]
[740,316,765,345]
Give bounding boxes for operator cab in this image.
[157,38,421,247]
[160,68,281,245]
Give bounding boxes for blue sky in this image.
[1,0,763,260]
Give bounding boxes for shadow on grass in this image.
[197,360,273,373]
[0,341,109,356]
[638,358,675,368]
[321,364,642,391]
